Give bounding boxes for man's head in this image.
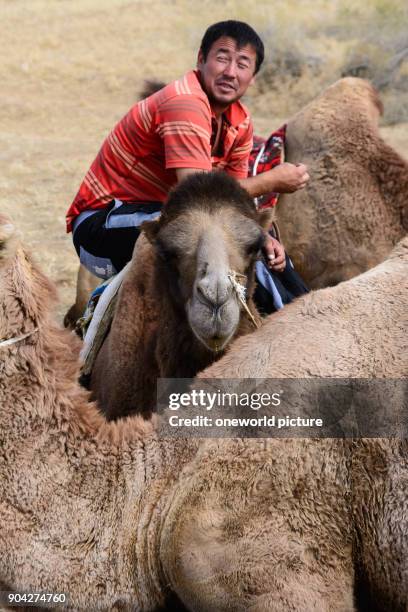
[200,21,264,75]
[197,21,264,114]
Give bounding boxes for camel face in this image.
[146,174,265,352]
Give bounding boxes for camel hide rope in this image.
[228,270,260,329]
[0,328,39,348]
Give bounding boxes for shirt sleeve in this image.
[224,121,253,179]
[156,94,212,171]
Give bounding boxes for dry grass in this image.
[1,0,407,319]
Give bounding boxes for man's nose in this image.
[223,61,237,78]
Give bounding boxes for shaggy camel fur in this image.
[91,172,267,420]
[279,77,408,288]
[0,214,358,611]
[2,215,408,611]
[200,237,408,611]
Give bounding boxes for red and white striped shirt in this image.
[66,70,253,232]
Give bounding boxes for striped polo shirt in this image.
[66,70,253,232]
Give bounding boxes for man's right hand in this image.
[266,162,309,193]
[239,162,309,198]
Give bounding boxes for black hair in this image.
[200,20,264,74]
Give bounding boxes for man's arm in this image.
[177,164,309,197]
[176,163,309,194]
[238,162,309,198]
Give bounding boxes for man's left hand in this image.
[264,234,286,272]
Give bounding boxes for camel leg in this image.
[63,264,99,329]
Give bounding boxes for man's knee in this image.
[78,246,116,280]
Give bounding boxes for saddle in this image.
[78,263,130,387]
[248,124,286,209]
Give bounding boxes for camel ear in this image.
[257,208,275,231]
[141,218,161,244]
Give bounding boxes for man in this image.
[66,20,309,284]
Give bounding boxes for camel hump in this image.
[331,76,384,116]
[139,79,166,99]
[288,77,383,146]
[0,214,18,258]
[317,77,383,124]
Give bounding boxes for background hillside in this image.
[2,0,407,317]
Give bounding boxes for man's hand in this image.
[264,234,286,272]
[239,162,309,198]
[266,162,309,193]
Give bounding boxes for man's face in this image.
[197,36,257,112]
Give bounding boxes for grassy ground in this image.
[1,0,407,318]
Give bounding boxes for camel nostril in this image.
[196,284,211,305]
[196,284,230,310]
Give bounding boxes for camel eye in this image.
[156,240,179,262]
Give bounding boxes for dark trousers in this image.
[253,254,309,315]
[72,201,161,278]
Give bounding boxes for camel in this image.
[2,213,408,611]
[0,213,354,611]
[279,77,408,288]
[90,172,269,420]
[197,235,408,611]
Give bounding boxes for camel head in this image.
[142,172,271,352]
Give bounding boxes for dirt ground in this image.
[2,0,408,320]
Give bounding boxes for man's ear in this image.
[141,218,161,244]
[197,49,204,68]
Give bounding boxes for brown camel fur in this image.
[90,172,268,420]
[63,263,99,329]
[197,237,408,611]
[1,215,408,610]
[279,77,408,288]
[0,214,354,611]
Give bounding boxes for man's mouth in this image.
[216,81,236,92]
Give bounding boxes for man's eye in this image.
[238,63,250,70]
[217,56,228,62]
